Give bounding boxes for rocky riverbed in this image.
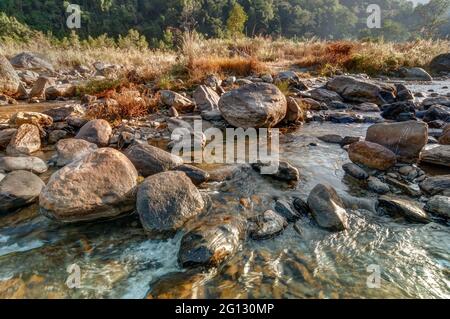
[0,52,449,299]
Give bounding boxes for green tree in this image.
[226,2,248,37]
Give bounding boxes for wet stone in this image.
[249,210,288,240]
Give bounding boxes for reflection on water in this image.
[0,83,449,299]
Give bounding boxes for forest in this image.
[0,0,449,46]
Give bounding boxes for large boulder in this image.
[378,196,430,223]
[421,145,450,168]
[429,53,450,74]
[348,141,397,170]
[8,111,53,127]
[0,128,17,149]
[0,54,21,95]
[55,138,98,166]
[136,171,205,234]
[0,171,45,214]
[366,121,428,163]
[397,67,432,81]
[0,156,47,174]
[75,119,112,147]
[193,85,220,112]
[39,148,138,222]
[178,214,246,268]
[218,83,287,128]
[9,52,54,72]
[307,184,349,231]
[326,76,395,105]
[125,144,183,177]
[6,124,41,155]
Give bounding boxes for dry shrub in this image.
[188,56,267,84]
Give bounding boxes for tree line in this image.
[0,0,449,45]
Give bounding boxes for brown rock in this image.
[6,124,41,155]
[348,141,396,170]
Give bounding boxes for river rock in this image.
[249,210,288,240]
[43,104,85,122]
[366,121,428,163]
[293,197,311,216]
[381,101,416,121]
[48,130,68,144]
[326,76,395,105]
[343,163,369,180]
[420,175,450,196]
[160,90,195,111]
[396,84,414,101]
[429,53,450,74]
[424,196,450,219]
[6,124,41,155]
[283,97,304,123]
[0,129,17,149]
[423,105,450,123]
[309,88,343,104]
[439,125,450,144]
[0,156,47,174]
[307,184,349,231]
[348,141,396,171]
[10,52,54,72]
[193,85,220,112]
[0,171,45,214]
[218,83,287,128]
[422,97,450,108]
[298,97,327,111]
[18,70,39,85]
[378,196,430,223]
[367,176,390,194]
[318,134,343,144]
[352,102,380,112]
[275,199,301,222]
[174,164,209,185]
[252,160,299,182]
[55,138,98,166]
[45,84,76,100]
[8,112,53,127]
[421,145,450,167]
[178,214,246,268]
[125,143,183,177]
[137,171,204,234]
[40,148,138,222]
[397,67,432,81]
[0,53,21,95]
[75,119,112,147]
[29,76,51,99]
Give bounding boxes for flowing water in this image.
[0,83,449,299]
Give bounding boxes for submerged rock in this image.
[348,141,396,171]
[343,163,369,180]
[249,210,288,240]
[252,160,299,182]
[178,214,246,268]
[378,196,431,223]
[307,184,349,231]
[218,83,287,128]
[125,143,183,177]
[424,196,450,219]
[55,138,98,166]
[366,121,428,163]
[0,156,47,174]
[0,171,45,214]
[75,119,112,147]
[421,145,450,167]
[40,148,138,222]
[6,124,41,155]
[137,171,204,234]
[275,199,301,222]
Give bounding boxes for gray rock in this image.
[178,214,246,268]
[40,148,138,222]
[420,175,450,195]
[10,52,54,72]
[160,90,194,111]
[0,128,17,149]
[55,138,98,166]
[174,164,210,185]
[424,196,450,219]
[339,193,378,213]
[423,105,450,123]
[378,196,431,223]
[218,83,287,128]
[309,88,343,104]
[293,197,311,216]
[43,104,85,122]
[193,85,220,112]
[0,171,45,214]
[430,53,450,74]
[252,160,299,182]
[318,134,343,144]
[125,143,183,177]
[367,176,390,194]
[307,184,349,231]
[421,145,450,168]
[0,156,47,174]
[249,210,288,240]
[75,119,112,147]
[398,67,432,81]
[48,130,68,144]
[275,200,301,222]
[137,171,204,234]
[343,163,369,180]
